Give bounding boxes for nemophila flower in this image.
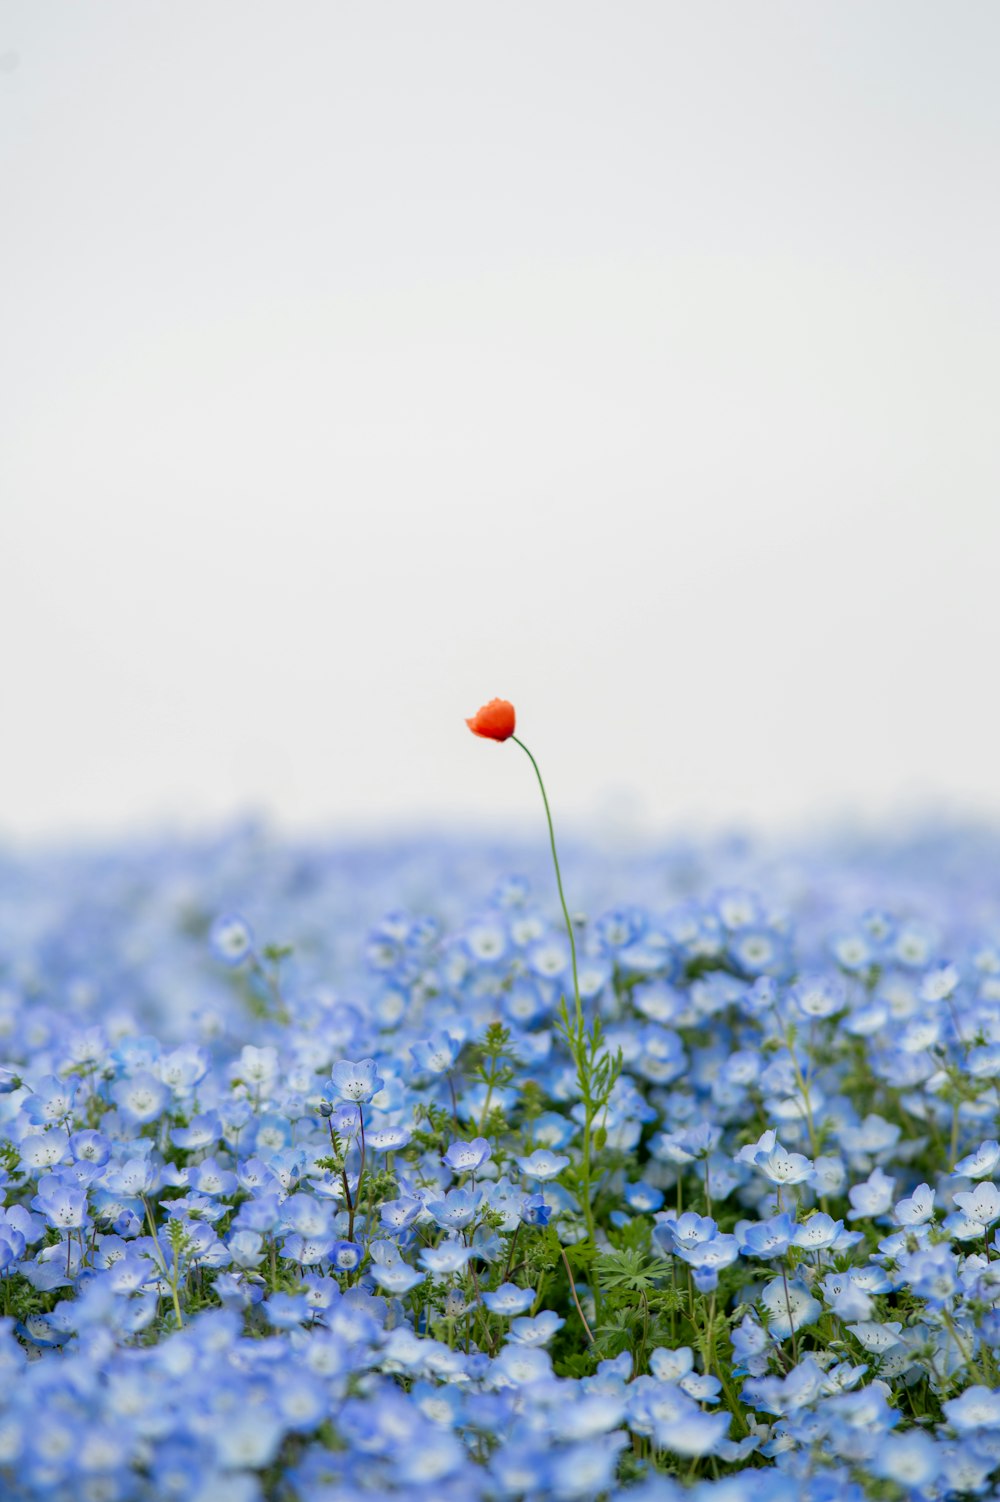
[15,826,1000,1493]
[624,1180,664,1214]
[365,1124,411,1153]
[654,1210,717,1254]
[67,1128,111,1166]
[227,1229,265,1269]
[759,1276,821,1338]
[280,1193,334,1240]
[649,1345,694,1382]
[409,1032,461,1075]
[848,1166,896,1220]
[847,1320,904,1356]
[820,1269,875,1321]
[920,960,961,1003]
[898,1244,960,1305]
[465,698,516,741]
[683,1234,740,1274]
[519,1191,552,1227]
[170,1111,222,1151]
[0,1215,26,1271]
[32,1174,89,1231]
[839,1113,901,1161]
[236,1042,280,1091]
[656,1404,732,1459]
[810,1153,848,1196]
[956,1140,1000,1180]
[492,1343,553,1387]
[529,938,571,979]
[737,1130,813,1186]
[419,1241,475,1276]
[953,1181,1000,1225]
[737,1212,795,1259]
[323,1101,362,1139]
[942,1384,1000,1431]
[22,1074,78,1125]
[729,928,784,975]
[507,1309,564,1346]
[235,1156,276,1194]
[19,1131,68,1171]
[379,1196,423,1231]
[832,931,873,971]
[426,1187,481,1231]
[894,1181,935,1226]
[548,1435,631,1499]
[792,1212,843,1252]
[189,1157,238,1197]
[443,1136,492,1174]
[788,974,846,1019]
[481,1283,534,1316]
[0,1066,23,1094]
[680,1370,722,1403]
[370,1260,424,1295]
[871,1429,942,1489]
[464,919,508,963]
[159,1042,211,1095]
[329,1239,363,1272]
[516,1148,569,1182]
[967,1041,1000,1076]
[329,1058,383,1104]
[210,912,255,965]
[731,1312,769,1378]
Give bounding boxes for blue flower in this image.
[847,1166,896,1221]
[369,1261,424,1295]
[426,1188,481,1232]
[759,1276,821,1338]
[209,912,255,965]
[507,1309,564,1346]
[871,1430,942,1488]
[329,1058,384,1104]
[409,1032,462,1075]
[419,1241,475,1276]
[942,1385,1000,1431]
[32,1173,89,1231]
[481,1283,534,1316]
[111,1070,170,1125]
[443,1137,492,1175]
[737,1212,795,1259]
[516,1148,569,1182]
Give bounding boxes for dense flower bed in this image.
[2,823,1000,1500]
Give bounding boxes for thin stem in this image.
[780,1262,799,1364]
[511,737,581,1028]
[331,1118,355,1236]
[502,1223,522,1283]
[559,1246,594,1345]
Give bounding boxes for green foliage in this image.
[261,942,294,964]
[594,1245,672,1295]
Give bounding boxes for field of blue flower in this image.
[3,822,1000,1501]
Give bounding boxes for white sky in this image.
[3,2,1000,842]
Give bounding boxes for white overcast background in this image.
[3,2,999,843]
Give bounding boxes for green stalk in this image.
[511,736,597,1253]
[511,737,581,1031]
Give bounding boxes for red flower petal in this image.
[465,699,516,742]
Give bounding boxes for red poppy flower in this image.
[465,698,516,742]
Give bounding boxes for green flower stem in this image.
[559,1245,595,1345]
[511,736,597,1251]
[511,737,581,1030]
[143,1195,183,1329]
